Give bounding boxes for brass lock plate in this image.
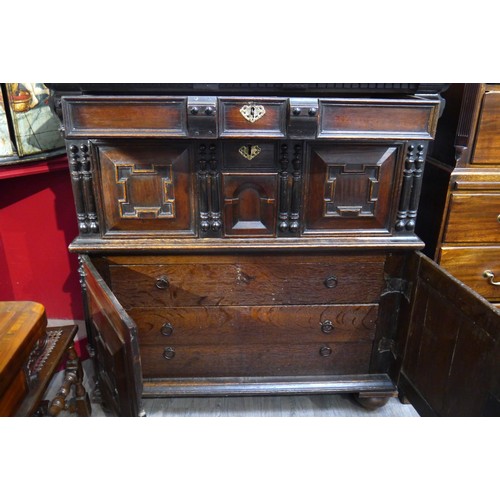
[238,145,261,160]
[240,104,266,123]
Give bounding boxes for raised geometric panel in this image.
[324,163,380,217]
[96,141,195,236]
[115,163,175,219]
[305,144,399,234]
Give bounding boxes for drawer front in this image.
[140,342,373,378]
[304,144,400,235]
[109,255,386,308]
[95,141,196,237]
[444,193,500,243]
[62,96,187,138]
[472,91,500,164]
[318,98,439,139]
[129,304,378,345]
[222,142,277,169]
[219,98,287,137]
[440,247,500,301]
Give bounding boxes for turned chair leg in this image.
[48,342,91,417]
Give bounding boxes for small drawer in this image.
[109,255,386,308]
[444,193,500,244]
[219,98,287,137]
[318,97,439,139]
[140,342,373,378]
[222,142,277,169]
[440,246,500,301]
[62,96,187,138]
[129,304,379,345]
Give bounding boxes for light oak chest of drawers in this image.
[50,84,500,417]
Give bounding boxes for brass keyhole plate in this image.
[240,104,266,123]
[239,145,261,160]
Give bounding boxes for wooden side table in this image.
[0,302,91,417]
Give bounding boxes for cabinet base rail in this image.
[142,374,397,398]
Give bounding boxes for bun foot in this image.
[354,393,391,410]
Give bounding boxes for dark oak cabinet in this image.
[49,84,499,417]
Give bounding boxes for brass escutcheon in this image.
[239,145,261,160]
[240,103,266,123]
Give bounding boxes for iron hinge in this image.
[378,337,397,358]
[382,276,411,301]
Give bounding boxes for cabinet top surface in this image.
[46,83,449,96]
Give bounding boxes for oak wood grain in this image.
[472,90,500,164]
[109,256,386,308]
[140,342,373,378]
[443,193,500,243]
[129,304,379,345]
[439,246,500,301]
[0,302,46,400]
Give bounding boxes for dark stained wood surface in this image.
[304,143,400,234]
[82,256,143,417]
[51,86,451,415]
[95,141,195,237]
[128,304,379,345]
[140,341,373,378]
[14,325,79,417]
[62,96,187,138]
[108,254,386,308]
[318,98,440,139]
[142,373,397,398]
[222,172,278,236]
[222,141,277,169]
[219,97,287,137]
[400,252,499,416]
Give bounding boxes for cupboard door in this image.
[222,172,278,236]
[94,141,195,237]
[304,144,400,235]
[399,252,500,416]
[81,256,143,416]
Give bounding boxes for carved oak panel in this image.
[95,141,195,237]
[304,144,400,234]
[222,172,278,236]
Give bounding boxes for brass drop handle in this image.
[160,322,174,336]
[483,270,500,286]
[324,276,338,289]
[320,320,335,334]
[497,214,500,223]
[155,276,170,289]
[163,347,176,360]
[319,346,332,357]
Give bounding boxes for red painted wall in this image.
[0,156,83,319]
